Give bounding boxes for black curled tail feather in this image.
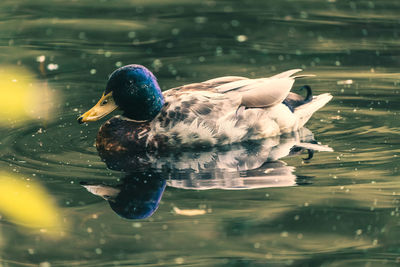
[282,85,313,112]
[300,85,313,102]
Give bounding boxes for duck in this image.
[78,64,332,153]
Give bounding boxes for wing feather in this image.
[203,76,247,84]
[164,69,314,112]
[213,69,314,108]
[215,79,263,93]
[240,78,296,108]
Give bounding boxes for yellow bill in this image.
[78,92,117,123]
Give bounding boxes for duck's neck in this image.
[123,82,164,121]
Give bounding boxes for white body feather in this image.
[146,69,332,148]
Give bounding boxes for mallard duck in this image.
[78,64,332,153]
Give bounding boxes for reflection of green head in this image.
[108,172,166,220]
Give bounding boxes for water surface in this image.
[1,0,400,266]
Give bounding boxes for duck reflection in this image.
[82,173,166,220]
[82,128,332,219]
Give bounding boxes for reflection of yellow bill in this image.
[78,92,118,123]
[0,173,63,232]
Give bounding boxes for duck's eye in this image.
[101,99,108,106]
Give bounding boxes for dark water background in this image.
[1,0,400,266]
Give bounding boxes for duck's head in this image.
[78,64,164,123]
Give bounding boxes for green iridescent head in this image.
[78,64,164,123]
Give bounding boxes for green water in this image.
[1,0,400,266]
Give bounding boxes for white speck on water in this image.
[356,229,362,235]
[194,16,207,24]
[36,55,46,62]
[300,11,308,19]
[90,69,96,75]
[297,233,303,239]
[337,79,353,85]
[171,28,180,35]
[115,61,122,67]
[215,46,223,56]
[236,35,248,42]
[231,20,239,27]
[128,31,136,38]
[39,262,51,267]
[132,222,142,228]
[95,248,102,255]
[280,231,289,237]
[47,63,58,71]
[152,59,163,70]
[175,257,184,264]
[79,32,86,39]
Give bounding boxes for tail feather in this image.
[292,74,316,79]
[294,93,333,128]
[270,69,302,79]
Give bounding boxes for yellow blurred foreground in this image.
[0,173,64,234]
[0,66,58,125]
